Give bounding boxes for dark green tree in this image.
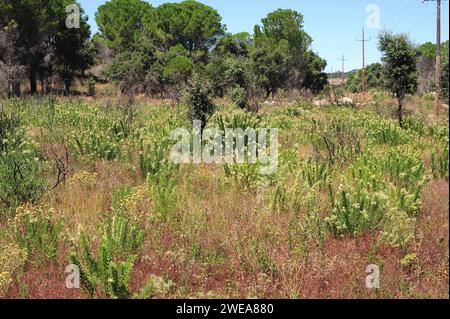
[156,0,225,56]
[378,32,418,127]
[2,0,56,93]
[95,0,155,52]
[53,1,95,92]
[303,50,328,94]
[252,9,325,97]
[1,0,95,94]
[214,32,252,58]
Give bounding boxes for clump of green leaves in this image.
[326,147,426,246]
[229,86,248,109]
[0,104,47,215]
[378,32,418,127]
[431,141,449,180]
[185,77,216,131]
[364,117,410,146]
[13,206,63,261]
[68,215,147,299]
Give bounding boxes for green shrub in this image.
[229,86,248,109]
[0,129,47,215]
[68,215,147,299]
[13,206,63,261]
[185,77,215,131]
[326,182,387,236]
[147,163,178,218]
[431,141,449,180]
[403,115,425,135]
[364,118,410,146]
[327,147,426,240]
[302,159,330,188]
[139,137,173,178]
[70,129,122,160]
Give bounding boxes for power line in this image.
[407,12,435,32]
[390,0,423,29]
[382,0,422,28]
[407,0,447,32]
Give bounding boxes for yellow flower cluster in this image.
[13,203,40,231]
[120,185,151,223]
[68,170,98,188]
[0,244,27,297]
[13,204,58,231]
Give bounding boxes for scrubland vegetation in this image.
[0,0,449,299]
[0,93,448,299]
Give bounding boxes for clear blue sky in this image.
[79,0,449,72]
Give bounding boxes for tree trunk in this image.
[12,82,21,97]
[29,65,37,94]
[65,79,71,94]
[397,97,404,128]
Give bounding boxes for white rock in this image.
[313,99,328,107]
[338,97,353,105]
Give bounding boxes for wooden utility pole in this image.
[424,0,443,115]
[435,0,441,115]
[356,28,371,98]
[338,54,348,84]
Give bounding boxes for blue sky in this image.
[79,0,449,72]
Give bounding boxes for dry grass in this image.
[0,93,448,299]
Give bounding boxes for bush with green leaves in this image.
[138,135,179,218]
[378,32,418,128]
[68,215,147,299]
[185,77,216,131]
[302,159,330,188]
[0,128,47,215]
[326,180,388,237]
[139,135,173,178]
[147,162,178,218]
[431,140,449,180]
[362,116,410,146]
[13,206,63,261]
[326,147,426,243]
[229,86,248,109]
[70,128,122,160]
[33,100,137,161]
[403,115,426,136]
[212,111,271,190]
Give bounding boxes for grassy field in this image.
[0,93,448,299]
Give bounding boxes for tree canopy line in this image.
[0,0,448,108]
[0,0,328,104]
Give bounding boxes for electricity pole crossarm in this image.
[356,28,371,98]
